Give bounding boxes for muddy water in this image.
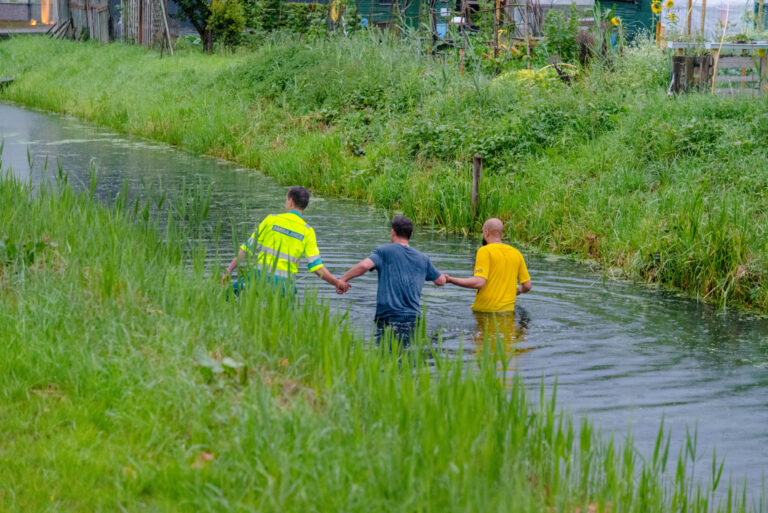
[2,103,767,500]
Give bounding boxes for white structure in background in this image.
[663,0,759,39]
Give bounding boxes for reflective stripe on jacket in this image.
[240,211,323,277]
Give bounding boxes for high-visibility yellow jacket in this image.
[240,210,323,278]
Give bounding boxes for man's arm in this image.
[221,248,247,285]
[446,275,487,290]
[517,280,532,294]
[314,266,348,292]
[340,258,375,283]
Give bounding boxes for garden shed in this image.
[0,0,113,42]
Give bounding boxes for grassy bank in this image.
[0,164,761,510]
[1,35,768,312]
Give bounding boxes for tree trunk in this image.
[203,28,213,52]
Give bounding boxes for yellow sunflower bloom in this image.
[651,2,662,14]
[611,16,620,25]
[665,0,674,8]
[668,12,678,21]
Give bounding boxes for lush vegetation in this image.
[0,162,761,510]
[1,34,767,314]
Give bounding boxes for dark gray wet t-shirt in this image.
[368,243,441,322]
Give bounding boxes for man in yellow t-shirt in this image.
[446,218,532,312]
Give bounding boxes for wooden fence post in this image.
[472,154,482,218]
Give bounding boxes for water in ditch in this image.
[2,103,767,501]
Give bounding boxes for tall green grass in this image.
[1,35,767,311]
[0,161,764,510]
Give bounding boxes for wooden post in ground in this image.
[700,0,707,35]
[711,47,720,93]
[741,49,747,89]
[687,0,692,34]
[472,154,482,219]
[158,0,173,55]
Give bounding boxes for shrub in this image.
[208,0,246,49]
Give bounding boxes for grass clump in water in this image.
[0,164,764,510]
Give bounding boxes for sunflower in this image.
[651,1,662,14]
[665,0,674,8]
[611,16,620,25]
[668,12,678,21]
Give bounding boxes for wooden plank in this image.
[699,56,713,90]
[715,88,759,97]
[716,74,758,83]
[671,56,684,94]
[684,56,695,90]
[717,57,755,69]
[761,55,768,93]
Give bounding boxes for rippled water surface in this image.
[2,103,767,500]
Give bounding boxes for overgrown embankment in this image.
[0,168,757,510]
[2,35,767,311]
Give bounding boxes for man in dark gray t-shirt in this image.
[338,216,447,345]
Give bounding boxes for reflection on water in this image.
[1,103,767,499]
[472,310,534,386]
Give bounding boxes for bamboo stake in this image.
[700,0,706,36]
[524,0,530,68]
[158,0,173,55]
[687,0,692,35]
[493,0,500,58]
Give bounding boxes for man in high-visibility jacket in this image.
[221,186,349,294]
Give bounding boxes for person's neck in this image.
[485,237,502,245]
[392,237,410,247]
[287,208,303,215]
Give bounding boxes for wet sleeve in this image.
[517,253,531,284]
[368,247,383,270]
[425,258,441,282]
[473,248,490,280]
[304,228,323,273]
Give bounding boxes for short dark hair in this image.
[288,186,310,210]
[391,216,413,239]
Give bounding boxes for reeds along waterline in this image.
[0,35,767,313]
[0,167,764,510]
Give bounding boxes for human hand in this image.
[221,273,230,286]
[516,284,522,294]
[434,274,448,286]
[336,280,351,294]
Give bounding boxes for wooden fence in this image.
[668,42,768,97]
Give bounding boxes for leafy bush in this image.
[207,0,246,49]
[542,5,582,64]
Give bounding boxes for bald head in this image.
[482,218,504,241]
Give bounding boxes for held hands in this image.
[435,274,448,286]
[336,279,351,295]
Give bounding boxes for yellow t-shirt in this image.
[471,243,530,312]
